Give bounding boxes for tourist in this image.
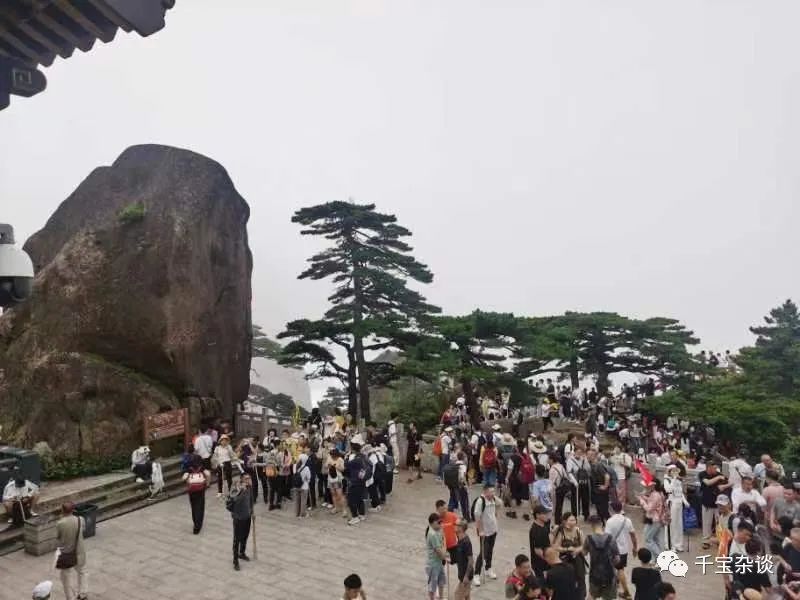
[478,436,500,486]
[345,434,368,525]
[55,502,88,600]
[252,443,270,505]
[326,447,346,516]
[606,501,637,600]
[406,422,423,482]
[543,547,580,600]
[638,479,667,557]
[761,470,785,519]
[505,554,533,599]
[237,436,259,502]
[541,398,554,432]
[264,443,282,510]
[654,582,676,600]
[529,505,552,578]
[699,460,732,548]
[733,539,773,598]
[293,452,312,518]
[435,499,460,563]
[715,494,735,556]
[517,577,546,599]
[228,473,254,570]
[732,475,767,515]
[182,454,210,534]
[550,452,573,525]
[454,519,474,600]
[130,445,153,482]
[583,514,620,600]
[2,471,39,526]
[551,512,586,599]
[531,464,554,515]
[754,454,786,486]
[425,513,449,600]
[771,485,800,537]
[435,426,454,481]
[279,440,294,503]
[663,464,688,551]
[387,412,401,473]
[507,440,533,520]
[588,448,611,524]
[631,548,662,600]
[473,485,499,586]
[610,446,632,505]
[341,573,367,600]
[721,524,755,595]
[194,427,214,471]
[213,434,236,497]
[567,446,591,521]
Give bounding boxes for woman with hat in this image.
[664,464,689,551]
[638,479,668,556]
[212,435,236,497]
[345,434,368,525]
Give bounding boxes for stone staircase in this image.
[0,456,186,556]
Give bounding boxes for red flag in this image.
[636,459,654,486]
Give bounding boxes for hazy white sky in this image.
[2,1,799,377]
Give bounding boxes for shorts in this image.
[616,553,628,569]
[329,481,342,490]
[589,582,616,600]
[426,565,447,593]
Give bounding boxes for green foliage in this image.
[317,386,349,415]
[248,383,303,417]
[281,200,440,421]
[371,378,449,434]
[781,437,800,471]
[118,201,146,224]
[43,454,129,481]
[251,324,286,362]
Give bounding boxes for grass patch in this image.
[118,201,146,224]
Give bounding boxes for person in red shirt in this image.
[505,554,533,598]
[436,499,460,562]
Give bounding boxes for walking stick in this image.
[251,514,258,560]
[480,536,485,586]
[446,561,451,600]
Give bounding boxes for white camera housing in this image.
[0,224,34,308]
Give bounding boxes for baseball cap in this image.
[533,505,551,516]
[716,494,731,506]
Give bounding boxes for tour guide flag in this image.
[636,459,654,486]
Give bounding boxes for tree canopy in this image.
[252,324,284,361]
[280,201,439,422]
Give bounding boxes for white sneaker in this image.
[486,569,497,580]
[216,492,223,498]
[369,507,379,513]
[473,578,481,587]
[136,477,144,483]
[358,515,367,521]
[393,469,399,474]
[347,517,360,526]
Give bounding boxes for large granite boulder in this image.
[0,145,252,456]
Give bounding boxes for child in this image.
[341,573,366,600]
[631,548,662,600]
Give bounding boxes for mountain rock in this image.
[0,145,252,456]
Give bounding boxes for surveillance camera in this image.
[0,224,34,308]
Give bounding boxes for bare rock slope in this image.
[0,145,252,455]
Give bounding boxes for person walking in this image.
[454,519,474,600]
[583,515,620,600]
[543,547,581,600]
[588,449,611,524]
[293,453,312,518]
[55,502,88,600]
[605,501,637,600]
[698,460,731,549]
[552,512,587,599]
[227,474,254,571]
[194,427,214,471]
[663,465,688,552]
[551,453,573,526]
[213,434,236,497]
[426,513,449,600]
[473,485,499,587]
[638,480,668,557]
[345,435,368,525]
[407,422,423,483]
[182,455,210,534]
[529,505,552,579]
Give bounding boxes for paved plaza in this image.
[2,475,724,599]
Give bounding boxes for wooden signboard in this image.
[144,408,190,448]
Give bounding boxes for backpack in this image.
[576,460,591,486]
[433,437,443,457]
[518,453,535,485]
[591,463,609,491]
[186,469,206,493]
[554,464,572,495]
[482,447,498,470]
[384,453,395,473]
[605,463,619,487]
[292,465,308,489]
[443,463,461,488]
[587,535,616,587]
[470,496,486,522]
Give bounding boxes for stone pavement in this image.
[0,474,724,599]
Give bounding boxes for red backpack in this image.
[518,453,535,485]
[432,437,443,457]
[482,447,497,470]
[186,468,206,493]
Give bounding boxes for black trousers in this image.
[317,473,329,504]
[384,471,394,496]
[576,483,592,520]
[475,532,497,574]
[348,484,366,516]
[554,485,574,525]
[257,469,269,503]
[593,492,610,523]
[368,483,381,508]
[268,475,281,507]
[188,490,205,532]
[309,471,317,509]
[217,462,233,494]
[232,517,251,560]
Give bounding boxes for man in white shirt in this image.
[195,430,214,471]
[3,473,39,525]
[727,450,753,491]
[731,476,767,514]
[387,413,400,474]
[753,454,785,486]
[473,485,499,585]
[605,501,637,599]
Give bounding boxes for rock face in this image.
[0,145,252,456]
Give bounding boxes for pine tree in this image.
[282,201,439,422]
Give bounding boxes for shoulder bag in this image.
[56,516,81,570]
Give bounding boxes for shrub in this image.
[42,454,130,481]
[118,201,146,224]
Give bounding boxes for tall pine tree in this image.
[283,201,439,422]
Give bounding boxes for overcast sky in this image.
[2,1,799,395]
